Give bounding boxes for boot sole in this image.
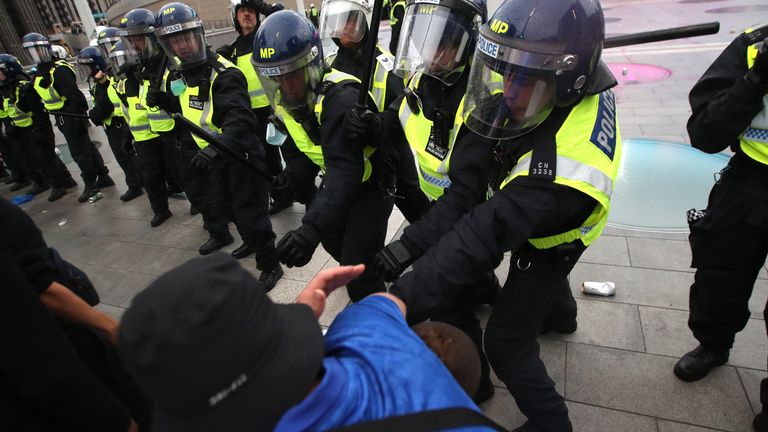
[673,357,728,382]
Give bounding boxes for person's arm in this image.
[53,66,88,114]
[89,79,115,123]
[211,68,265,158]
[0,249,133,432]
[40,282,119,344]
[687,35,767,153]
[302,84,366,234]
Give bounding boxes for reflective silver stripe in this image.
[371,62,388,111]
[147,111,172,120]
[510,154,613,197]
[199,68,217,136]
[399,104,410,128]
[324,71,355,83]
[249,89,266,98]
[45,86,62,104]
[130,124,151,131]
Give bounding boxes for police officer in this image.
[387,0,621,429]
[252,10,393,301]
[388,0,405,54]
[78,46,144,202]
[0,54,76,201]
[309,3,320,27]
[153,2,283,290]
[320,0,430,223]
[115,10,175,227]
[21,32,113,202]
[218,0,291,257]
[0,84,32,192]
[673,23,768,432]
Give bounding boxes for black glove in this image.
[276,224,321,268]
[88,109,103,126]
[146,90,172,111]
[189,146,219,174]
[747,38,768,90]
[215,44,234,59]
[375,240,415,282]
[270,174,295,203]
[344,108,382,142]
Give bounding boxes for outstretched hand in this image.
[296,265,365,317]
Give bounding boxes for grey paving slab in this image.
[77,263,154,307]
[568,401,658,432]
[267,278,308,304]
[749,279,768,319]
[570,262,692,312]
[127,245,199,276]
[657,420,721,432]
[579,235,631,266]
[566,343,754,431]
[488,338,567,397]
[41,231,100,262]
[545,299,646,352]
[72,238,152,270]
[626,237,695,273]
[95,303,127,322]
[318,289,352,327]
[479,387,526,430]
[603,225,688,241]
[269,211,307,235]
[84,217,154,243]
[135,222,209,251]
[737,367,764,416]
[640,306,768,370]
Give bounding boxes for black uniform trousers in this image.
[18,123,72,188]
[57,115,108,186]
[171,136,230,238]
[104,119,141,190]
[1,124,32,182]
[322,182,394,301]
[217,157,278,270]
[133,137,169,214]
[483,243,583,432]
[687,157,768,415]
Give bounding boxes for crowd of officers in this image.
[2,0,766,429]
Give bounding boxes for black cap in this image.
[119,253,324,431]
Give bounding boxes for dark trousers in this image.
[29,121,73,189]
[57,115,108,185]
[173,138,230,238]
[218,158,278,270]
[105,119,141,190]
[483,244,583,432]
[133,137,169,214]
[322,183,394,301]
[1,127,32,181]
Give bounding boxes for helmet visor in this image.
[23,41,53,64]
[156,23,208,70]
[319,0,371,44]
[394,3,472,85]
[256,61,324,117]
[109,45,135,75]
[120,32,158,64]
[98,36,120,56]
[463,49,556,139]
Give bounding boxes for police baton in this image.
[356,0,385,110]
[170,113,276,184]
[604,22,720,49]
[45,110,90,119]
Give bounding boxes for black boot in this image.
[231,243,253,259]
[473,375,495,404]
[674,345,729,382]
[78,186,100,203]
[190,205,199,215]
[754,413,768,432]
[198,232,235,255]
[255,264,283,292]
[28,182,51,195]
[48,188,67,202]
[95,174,116,188]
[120,188,143,202]
[150,210,173,227]
[9,179,31,191]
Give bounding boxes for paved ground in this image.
[4,1,768,430]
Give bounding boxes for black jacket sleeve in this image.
[90,80,114,123]
[16,81,45,116]
[53,65,88,114]
[211,68,266,160]
[302,83,366,233]
[687,35,767,153]
[399,128,495,256]
[0,198,56,294]
[0,248,131,432]
[390,177,596,322]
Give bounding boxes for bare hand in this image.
[128,419,138,432]
[296,265,365,317]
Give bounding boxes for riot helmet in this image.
[0,54,25,83]
[462,0,605,139]
[21,33,53,65]
[251,10,326,117]
[155,3,208,70]
[394,0,486,85]
[118,8,159,65]
[108,39,136,77]
[319,0,372,45]
[77,46,109,78]
[97,27,122,57]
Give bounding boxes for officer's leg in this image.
[188,151,233,245]
[59,119,98,186]
[6,129,34,189]
[106,121,141,191]
[342,186,394,302]
[133,138,169,214]
[393,139,431,223]
[485,246,580,432]
[758,306,768,430]
[17,128,49,189]
[34,121,74,189]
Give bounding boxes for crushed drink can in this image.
[581,281,616,296]
[88,192,103,203]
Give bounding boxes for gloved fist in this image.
[146,90,172,110]
[188,146,218,174]
[344,108,383,141]
[375,240,415,282]
[215,44,234,59]
[276,224,321,268]
[270,174,295,204]
[88,109,103,126]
